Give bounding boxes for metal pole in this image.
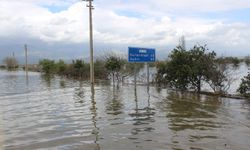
[134,63,137,86]
[85,0,94,85]
[147,62,149,86]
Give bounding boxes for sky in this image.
[0,0,250,64]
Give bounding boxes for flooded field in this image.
[0,70,250,150]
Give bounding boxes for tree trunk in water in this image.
[112,72,115,85]
[197,80,201,93]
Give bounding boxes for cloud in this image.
[0,0,250,62]
[150,0,250,12]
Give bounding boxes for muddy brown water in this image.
[0,70,250,150]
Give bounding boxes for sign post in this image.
[128,47,156,86]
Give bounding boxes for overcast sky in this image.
[0,0,250,63]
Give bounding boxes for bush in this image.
[56,60,67,75]
[95,59,108,79]
[39,59,56,74]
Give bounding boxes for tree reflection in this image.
[166,91,221,131]
[129,86,155,136]
[73,81,85,104]
[105,85,124,115]
[41,74,54,88]
[59,80,65,88]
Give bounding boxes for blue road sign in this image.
[128,47,156,62]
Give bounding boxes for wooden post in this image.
[25,44,28,77]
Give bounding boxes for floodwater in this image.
[0,70,250,150]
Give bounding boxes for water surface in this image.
[0,70,250,150]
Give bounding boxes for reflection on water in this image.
[105,85,124,116]
[41,74,54,89]
[166,92,220,131]
[90,85,100,150]
[129,85,155,136]
[0,70,250,150]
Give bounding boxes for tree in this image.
[245,56,250,66]
[3,57,18,70]
[206,62,233,94]
[158,45,222,93]
[155,61,168,84]
[164,46,192,90]
[105,54,124,84]
[237,72,250,98]
[189,45,216,92]
[39,59,56,74]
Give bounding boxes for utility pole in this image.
[83,0,94,85]
[24,44,28,78]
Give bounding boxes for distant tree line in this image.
[2,57,18,70]
[38,53,143,84]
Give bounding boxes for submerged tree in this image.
[245,56,250,66]
[237,72,250,98]
[206,62,233,94]
[105,54,125,84]
[189,45,216,92]
[56,59,67,75]
[155,61,168,84]
[162,45,216,92]
[3,57,18,70]
[157,44,231,94]
[164,46,192,90]
[39,59,56,74]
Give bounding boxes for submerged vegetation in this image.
[155,45,232,94]
[2,56,19,70]
[155,44,249,99]
[38,53,144,82]
[2,44,248,99]
[238,72,250,98]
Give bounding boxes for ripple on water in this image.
[1,70,250,150]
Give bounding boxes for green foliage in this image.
[38,50,151,82]
[164,46,192,90]
[71,59,88,78]
[206,62,232,94]
[244,56,250,66]
[105,56,122,72]
[237,72,250,98]
[157,45,228,93]
[95,59,108,79]
[105,54,124,83]
[39,59,56,74]
[56,60,67,75]
[189,45,216,92]
[39,59,89,78]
